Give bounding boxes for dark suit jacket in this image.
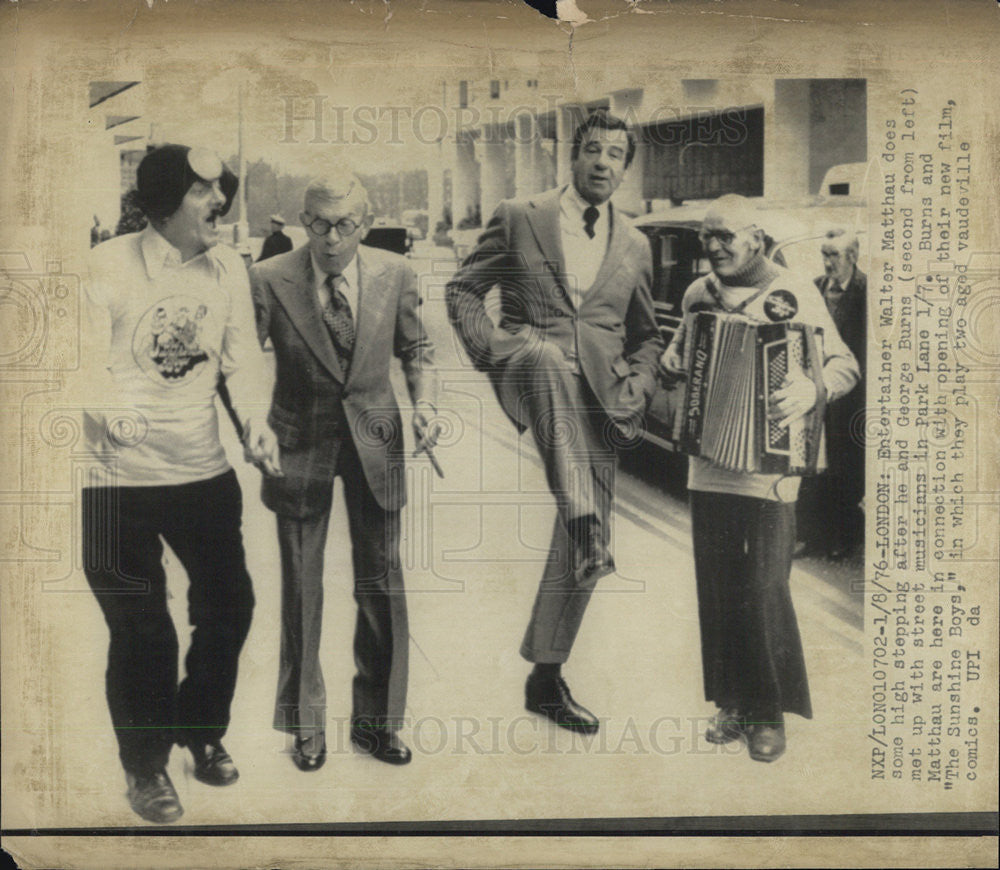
[445,187,662,433]
[250,244,437,517]
[815,267,867,451]
[258,230,294,262]
[815,267,866,376]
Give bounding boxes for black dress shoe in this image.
[350,726,412,765]
[292,736,327,772]
[188,741,239,786]
[705,707,746,744]
[746,721,786,763]
[126,770,184,824]
[525,675,600,734]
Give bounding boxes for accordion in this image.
[673,312,827,474]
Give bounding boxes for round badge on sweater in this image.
[763,288,798,321]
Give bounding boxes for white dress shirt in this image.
[559,185,609,310]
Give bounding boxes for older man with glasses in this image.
[249,172,438,771]
[662,194,859,763]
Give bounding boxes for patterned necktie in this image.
[321,273,355,372]
[583,205,599,239]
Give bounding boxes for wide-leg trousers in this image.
[83,469,255,776]
[690,490,812,720]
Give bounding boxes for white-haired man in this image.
[662,194,859,762]
[250,173,438,769]
[796,228,867,558]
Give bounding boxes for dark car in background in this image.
[364,221,411,256]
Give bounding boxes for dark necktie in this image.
[321,273,355,372]
[583,205,599,240]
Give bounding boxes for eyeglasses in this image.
[697,225,756,248]
[304,215,361,238]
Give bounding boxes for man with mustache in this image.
[80,144,281,824]
[446,111,662,733]
[661,194,859,762]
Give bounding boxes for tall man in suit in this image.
[795,228,867,558]
[446,111,663,733]
[250,173,438,769]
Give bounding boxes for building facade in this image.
[441,78,867,237]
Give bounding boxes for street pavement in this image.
[19,247,883,830]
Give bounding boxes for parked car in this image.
[364,221,411,256]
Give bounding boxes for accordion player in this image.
[673,311,827,475]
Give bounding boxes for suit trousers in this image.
[273,435,408,747]
[690,491,812,720]
[496,338,616,664]
[82,470,255,776]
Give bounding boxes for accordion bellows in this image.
[675,312,827,475]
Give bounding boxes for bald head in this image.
[699,194,766,278]
[703,194,760,233]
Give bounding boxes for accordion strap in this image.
[705,274,774,315]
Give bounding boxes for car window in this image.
[638,226,710,314]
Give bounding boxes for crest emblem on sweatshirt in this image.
[763,289,798,321]
[133,296,214,385]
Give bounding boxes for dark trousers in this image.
[273,436,408,749]
[797,411,865,552]
[496,340,616,664]
[690,491,812,720]
[83,469,255,776]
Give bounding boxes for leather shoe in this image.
[188,741,239,786]
[350,726,412,765]
[525,675,600,734]
[292,736,327,772]
[746,721,786,763]
[705,707,746,744]
[126,770,184,824]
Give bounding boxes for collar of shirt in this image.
[826,266,854,294]
[312,250,361,314]
[559,184,610,236]
[140,224,221,281]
